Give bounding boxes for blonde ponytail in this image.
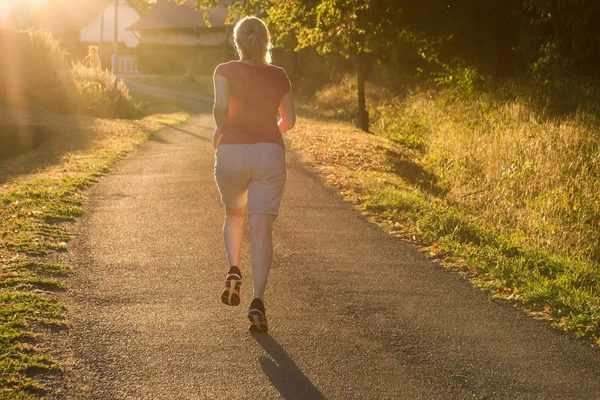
[233,17,272,65]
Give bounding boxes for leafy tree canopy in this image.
[141,0,600,78]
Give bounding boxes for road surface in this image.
[51,85,600,399]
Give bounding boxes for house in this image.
[126,0,231,47]
[9,0,143,72]
[80,0,142,49]
[126,0,237,74]
[26,0,141,48]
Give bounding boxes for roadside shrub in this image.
[304,75,600,341]
[311,75,600,266]
[293,49,350,95]
[137,44,233,75]
[0,28,70,112]
[0,28,140,119]
[312,74,394,122]
[71,46,141,118]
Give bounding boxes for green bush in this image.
[0,28,70,112]
[71,46,140,118]
[305,75,600,342]
[137,44,233,75]
[0,28,140,118]
[311,75,600,267]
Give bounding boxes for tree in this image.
[195,0,270,24]
[126,0,155,14]
[195,0,397,131]
[523,0,600,77]
[269,0,406,131]
[158,0,600,85]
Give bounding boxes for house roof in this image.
[28,0,140,37]
[126,0,231,31]
[28,0,110,36]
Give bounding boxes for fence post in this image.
[111,0,119,74]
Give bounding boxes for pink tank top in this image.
[214,61,291,148]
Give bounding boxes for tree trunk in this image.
[355,52,369,132]
[112,0,119,75]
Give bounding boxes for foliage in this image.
[194,0,270,25]
[71,46,141,118]
[136,44,234,75]
[523,0,600,78]
[0,28,70,112]
[293,79,600,344]
[129,75,214,96]
[127,0,156,14]
[0,29,141,118]
[186,0,600,84]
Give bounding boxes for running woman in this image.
[212,16,296,332]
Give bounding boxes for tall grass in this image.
[71,46,140,118]
[307,76,600,342]
[314,76,600,264]
[0,28,70,112]
[387,89,599,266]
[0,28,139,118]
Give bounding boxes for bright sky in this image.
[0,0,47,27]
[0,0,13,26]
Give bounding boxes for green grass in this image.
[0,104,189,396]
[128,75,213,96]
[131,91,190,115]
[291,81,600,346]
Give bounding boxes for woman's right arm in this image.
[212,74,229,148]
[278,91,296,134]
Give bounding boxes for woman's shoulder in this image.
[265,64,290,83]
[218,60,239,68]
[268,64,287,73]
[269,65,291,90]
[214,60,237,76]
[215,61,289,85]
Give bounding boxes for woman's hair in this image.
[233,16,272,65]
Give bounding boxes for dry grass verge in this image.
[289,84,599,346]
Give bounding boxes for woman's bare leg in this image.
[249,214,276,300]
[223,207,247,267]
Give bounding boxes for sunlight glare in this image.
[0,0,16,27]
[0,0,48,27]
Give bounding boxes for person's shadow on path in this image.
[251,333,326,400]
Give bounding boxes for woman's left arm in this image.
[278,91,296,134]
[213,74,230,149]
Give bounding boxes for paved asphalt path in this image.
[54,84,600,399]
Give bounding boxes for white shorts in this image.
[214,143,287,216]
